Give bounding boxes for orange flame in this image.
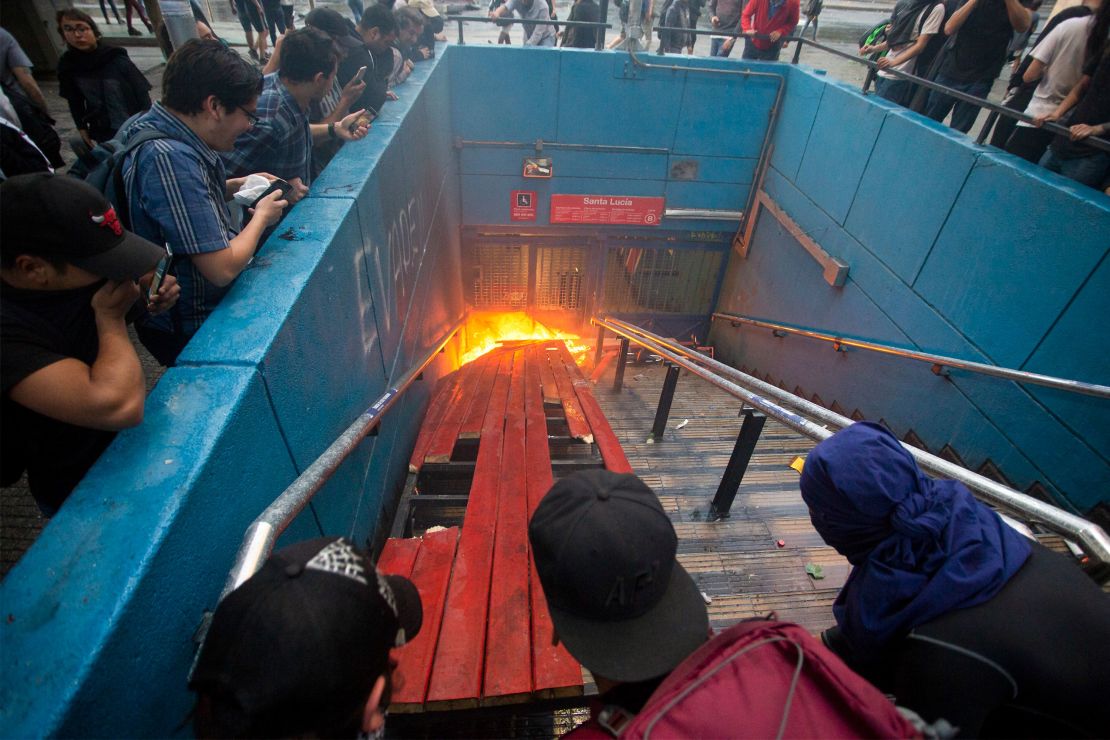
[460,311,589,366]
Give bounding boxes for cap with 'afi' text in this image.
[528,470,709,683]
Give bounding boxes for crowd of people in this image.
[863,0,1110,190]
[1,3,440,517]
[193,428,1110,737]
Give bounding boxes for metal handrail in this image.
[784,35,1110,155]
[218,320,462,601]
[594,315,1110,573]
[713,313,1110,399]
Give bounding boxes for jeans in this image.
[874,77,912,107]
[742,39,783,60]
[924,74,992,133]
[711,35,735,57]
[1038,148,1110,189]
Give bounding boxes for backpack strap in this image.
[110,129,171,229]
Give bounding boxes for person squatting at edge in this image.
[190,537,423,738]
[801,421,1110,738]
[528,469,711,735]
[0,174,179,515]
[118,39,287,368]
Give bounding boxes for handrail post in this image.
[709,408,767,520]
[613,336,630,391]
[457,18,465,44]
[594,324,606,368]
[651,363,681,440]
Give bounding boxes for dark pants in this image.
[136,324,190,368]
[924,74,992,133]
[234,0,265,33]
[875,77,913,107]
[1004,125,1053,164]
[742,38,783,60]
[989,85,1035,148]
[262,0,286,43]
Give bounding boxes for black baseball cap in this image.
[529,470,709,683]
[190,538,422,737]
[0,173,164,281]
[304,7,364,48]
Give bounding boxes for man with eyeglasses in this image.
[118,39,288,367]
[223,28,369,192]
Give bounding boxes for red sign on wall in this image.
[550,195,664,226]
[511,190,537,222]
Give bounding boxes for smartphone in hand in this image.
[148,247,173,302]
[250,177,292,208]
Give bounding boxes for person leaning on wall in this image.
[1,174,179,517]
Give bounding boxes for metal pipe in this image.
[622,46,786,239]
[663,208,743,220]
[595,316,1110,569]
[456,138,670,155]
[785,36,1110,154]
[713,313,1110,399]
[219,321,462,601]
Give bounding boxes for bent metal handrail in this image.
[593,316,1110,574]
[219,320,462,601]
[713,312,1110,399]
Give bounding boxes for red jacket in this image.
[741,0,799,49]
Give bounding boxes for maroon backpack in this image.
[586,618,920,739]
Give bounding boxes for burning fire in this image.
[460,311,589,366]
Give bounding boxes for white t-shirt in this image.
[1022,16,1094,121]
[504,0,558,45]
[878,3,945,79]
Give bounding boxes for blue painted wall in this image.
[0,54,464,738]
[451,46,779,232]
[710,66,1110,513]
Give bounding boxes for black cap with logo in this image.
[0,173,164,281]
[528,470,709,683]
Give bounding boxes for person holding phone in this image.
[1,174,180,516]
[118,40,286,367]
[224,28,369,197]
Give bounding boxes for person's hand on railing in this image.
[768,30,782,43]
[1032,111,1061,128]
[1068,123,1106,141]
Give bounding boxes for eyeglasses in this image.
[238,106,260,126]
[62,25,93,34]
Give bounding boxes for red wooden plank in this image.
[545,342,594,445]
[553,343,634,474]
[408,374,462,473]
[423,355,491,464]
[536,342,560,405]
[377,537,421,580]
[426,352,514,708]
[483,351,534,702]
[457,353,502,441]
[391,527,460,709]
[523,345,584,696]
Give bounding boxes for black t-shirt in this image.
[564,0,600,48]
[1053,48,1110,158]
[338,43,388,117]
[1,280,117,514]
[940,0,1015,82]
